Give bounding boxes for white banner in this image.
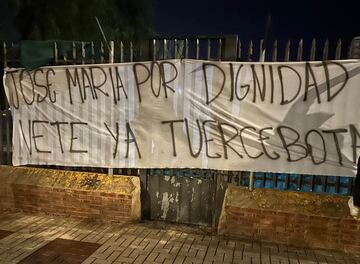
[3,59,360,176]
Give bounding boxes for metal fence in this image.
[1,35,359,196]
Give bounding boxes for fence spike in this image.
[163,39,167,59]
[3,42,7,68]
[272,40,278,62]
[259,39,265,62]
[174,39,178,59]
[247,40,253,61]
[196,39,200,59]
[63,53,67,65]
[100,42,104,63]
[310,38,316,61]
[53,42,58,65]
[347,39,354,59]
[297,39,303,61]
[109,41,114,63]
[335,38,342,60]
[81,42,85,65]
[322,39,329,61]
[237,39,242,61]
[90,42,95,64]
[130,41,134,62]
[218,38,222,61]
[72,42,76,64]
[284,40,291,62]
[152,39,156,61]
[207,39,211,60]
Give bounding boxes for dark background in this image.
[154,0,359,43]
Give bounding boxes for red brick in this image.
[0,182,135,223]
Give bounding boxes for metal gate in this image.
[140,169,228,227]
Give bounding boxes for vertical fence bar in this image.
[5,100,10,164]
[347,37,360,59]
[207,39,211,60]
[211,172,218,229]
[4,43,11,164]
[310,175,315,191]
[322,39,329,60]
[310,38,316,61]
[108,40,114,177]
[284,40,290,61]
[238,171,243,186]
[218,38,222,61]
[322,176,328,193]
[272,173,278,188]
[100,42,104,63]
[0,110,2,164]
[285,174,290,189]
[174,39,178,59]
[237,40,242,61]
[120,41,124,62]
[130,41,134,62]
[11,41,14,67]
[256,39,264,188]
[109,41,114,63]
[296,40,304,191]
[81,42,85,64]
[63,52,67,65]
[335,176,341,193]
[347,40,352,59]
[54,42,58,65]
[0,43,4,163]
[297,174,303,191]
[72,42,76,64]
[335,39,342,60]
[3,42,7,68]
[247,40,253,61]
[163,39,167,59]
[259,39,265,62]
[272,40,278,62]
[297,39,303,61]
[185,39,189,59]
[249,171,254,190]
[262,173,266,187]
[152,39,156,61]
[195,38,200,59]
[90,42,95,64]
[348,177,353,195]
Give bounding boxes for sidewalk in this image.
[0,211,359,264]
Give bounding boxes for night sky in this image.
[154,0,359,46]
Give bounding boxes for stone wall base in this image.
[0,165,141,222]
[218,186,359,253]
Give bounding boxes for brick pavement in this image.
[0,211,360,264]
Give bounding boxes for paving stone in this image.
[0,211,359,264]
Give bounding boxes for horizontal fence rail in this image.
[1,36,359,195]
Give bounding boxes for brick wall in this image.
[218,186,360,253]
[0,165,140,222]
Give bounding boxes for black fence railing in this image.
[1,36,359,195]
